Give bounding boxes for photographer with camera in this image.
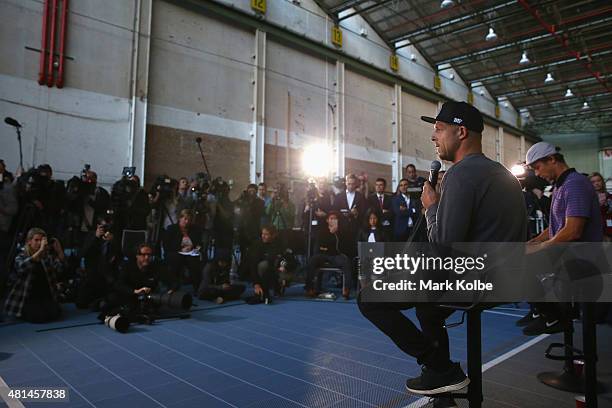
[75,217,120,310]
[12,165,65,242]
[248,225,296,302]
[148,175,178,246]
[176,177,195,214]
[4,228,64,323]
[0,171,18,286]
[64,167,110,247]
[235,183,265,279]
[163,209,204,292]
[188,174,216,253]
[266,183,295,238]
[110,170,150,234]
[99,242,178,320]
[211,178,234,252]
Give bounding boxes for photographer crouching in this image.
[4,228,64,323]
[248,225,296,303]
[98,243,184,325]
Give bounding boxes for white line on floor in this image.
[0,374,26,408]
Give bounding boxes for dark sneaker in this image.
[432,395,458,408]
[522,316,571,336]
[516,311,539,327]
[405,363,470,395]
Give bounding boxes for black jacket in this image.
[317,227,352,257]
[81,232,119,282]
[367,193,394,226]
[113,260,174,300]
[163,224,204,254]
[248,240,295,285]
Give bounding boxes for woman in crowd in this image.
[358,209,389,243]
[163,209,204,292]
[4,228,64,323]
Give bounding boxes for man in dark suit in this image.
[391,178,422,241]
[367,178,393,236]
[333,174,366,258]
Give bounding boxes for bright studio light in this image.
[302,143,332,178]
[511,164,526,177]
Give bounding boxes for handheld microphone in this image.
[429,160,442,188]
[4,117,22,128]
[195,137,202,144]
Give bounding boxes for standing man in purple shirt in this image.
[519,142,603,335]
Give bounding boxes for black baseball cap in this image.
[421,101,484,133]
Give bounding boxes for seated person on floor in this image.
[304,211,353,300]
[248,225,296,302]
[4,228,64,323]
[98,242,178,321]
[163,209,204,292]
[198,248,245,304]
[75,217,120,310]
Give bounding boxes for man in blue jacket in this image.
[391,178,423,241]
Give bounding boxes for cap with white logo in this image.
[421,101,484,133]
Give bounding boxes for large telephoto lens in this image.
[148,291,192,311]
[104,314,130,333]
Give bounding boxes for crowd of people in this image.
[0,156,439,323]
[0,132,610,326]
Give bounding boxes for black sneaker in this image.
[432,395,458,408]
[405,363,470,395]
[516,311,539,327]
[522,316,571,336]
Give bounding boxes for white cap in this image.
[526,142,558,166]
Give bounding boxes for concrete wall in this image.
[0,0,530,193]
[0,0,135,184]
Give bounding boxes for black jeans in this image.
[166,253,202,291]
[358,285,454,371]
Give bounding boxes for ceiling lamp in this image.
[565,88,573,97]
[519,52,530,65]
[485,27,498,41]
[410,53,417,61]
[582,102,589,109]
[544,73,554,83]
[441,0,454,8]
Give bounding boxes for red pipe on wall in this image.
[46,0,58,87]
[38,0,49,85]
[56,0,68,88]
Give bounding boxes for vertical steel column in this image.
[467,310,483,408]
[128,0,152,180]
[520,135,526,162]
[251,29,266,184]
[497,126,504,164]
[333,61,345,179]
[391,84,403,191]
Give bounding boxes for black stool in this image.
[438,303,497,408]
[538,303,603,408]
